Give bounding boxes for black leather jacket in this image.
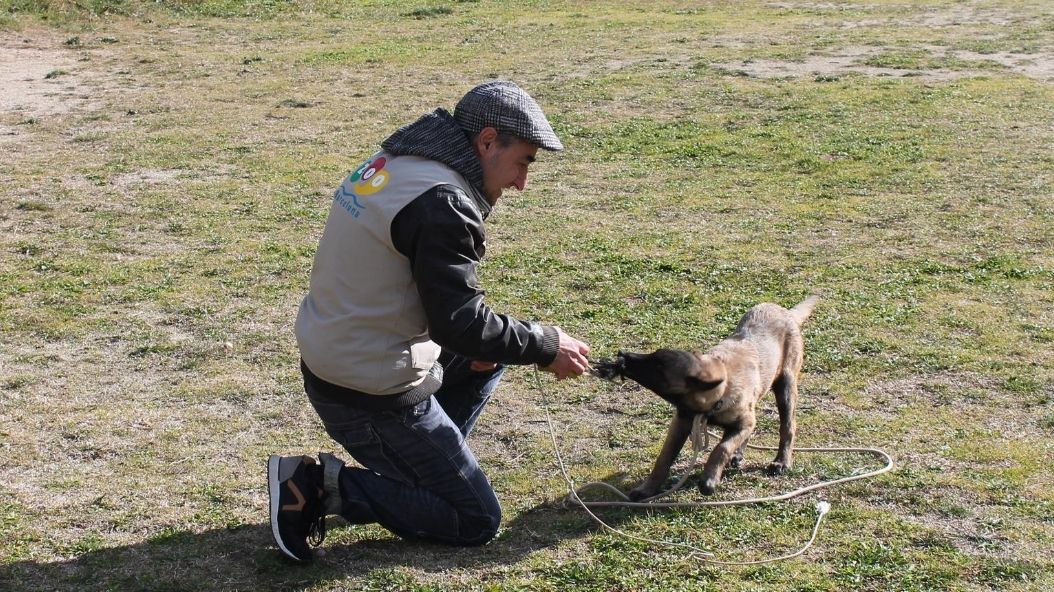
[391,184,559,366]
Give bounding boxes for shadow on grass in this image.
[0,474,643,591]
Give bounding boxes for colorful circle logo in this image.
[351,156,390,195]
[355,169,390,195]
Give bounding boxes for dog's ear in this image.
[689,354,726,392]
[687,375,723,392]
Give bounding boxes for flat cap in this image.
[454,81,564,151]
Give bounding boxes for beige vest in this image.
[295,152,473,395]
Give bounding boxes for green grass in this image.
[2,0,1053,590]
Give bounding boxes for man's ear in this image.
[474,127,499,154]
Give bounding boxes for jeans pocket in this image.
[330,423,418,487]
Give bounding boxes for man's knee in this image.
[457,507,501,546]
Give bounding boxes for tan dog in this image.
[595,295,819,498]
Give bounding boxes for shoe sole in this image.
[268,454,306,562]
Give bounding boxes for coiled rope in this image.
[534,369,894,565]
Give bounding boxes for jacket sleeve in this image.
[390,185,560,365]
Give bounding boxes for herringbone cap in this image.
[454,81,563,151]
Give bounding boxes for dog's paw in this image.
[729,453,744,470]
[767,461,790,476]
[698,478,718,496]
[627,485,656,502]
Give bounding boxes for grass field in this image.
[1,0,1052,590]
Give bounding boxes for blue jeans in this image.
[305,352,504,546]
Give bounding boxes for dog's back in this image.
[730,295,818,343]
[720,295,820,394]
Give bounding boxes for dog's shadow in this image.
[0,475,655,591]
[575,464,773,500]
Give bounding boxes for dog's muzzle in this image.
[590,351,627,380]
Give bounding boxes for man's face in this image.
[475,129,539,205]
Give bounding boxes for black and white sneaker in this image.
[267,454,326,563]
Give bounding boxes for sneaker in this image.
[267,454,326,563]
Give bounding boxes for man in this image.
[268,81,591,563]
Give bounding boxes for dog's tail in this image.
[789,294,821,326]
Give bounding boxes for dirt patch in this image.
[767,2,1021,27]
[714,46,1054,81]
[767,2,880,8]
[110,165,240,189]
[947,48,1054,81]
[0,33,101,116]
[713,47,929,80]
[842,6,1021,29]
[861,371,1004,409]
[112,169,187,188]
[0,122,18,143]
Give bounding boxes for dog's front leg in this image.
[628,410,694,501]
[729,438,750,470]
[699,419,756,495]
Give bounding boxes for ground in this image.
[1,1,1053,591]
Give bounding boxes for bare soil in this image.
[0,32,100,116]
[714,46,1054,81]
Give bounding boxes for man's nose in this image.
[513,171,527,191]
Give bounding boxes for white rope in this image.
[534,369,894,565]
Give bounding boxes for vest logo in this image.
[351,155,391,195]
[336,154,393,218]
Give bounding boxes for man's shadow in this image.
[0,472,649,591]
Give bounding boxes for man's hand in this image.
[470,360,499,372]
[542,327,591,380]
